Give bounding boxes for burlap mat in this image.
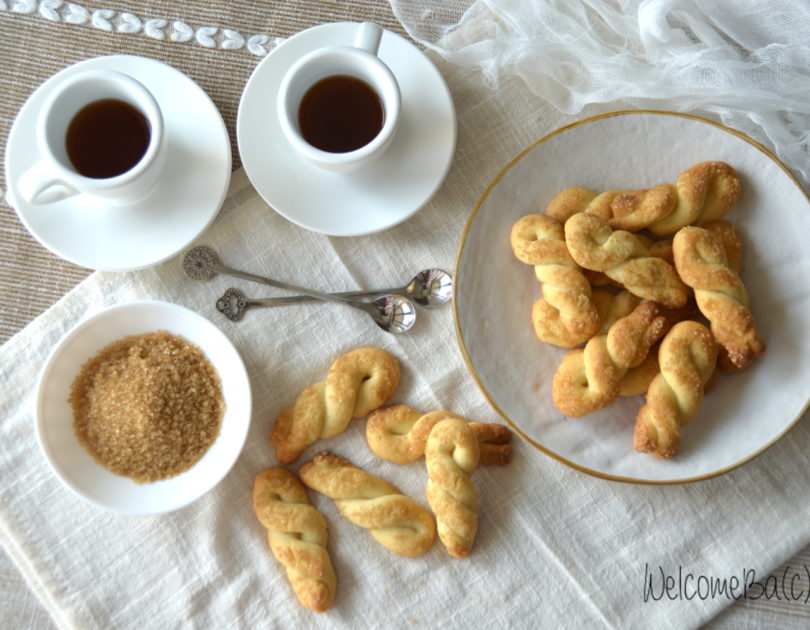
[0,0,404,343]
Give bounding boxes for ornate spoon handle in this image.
[216,287,403,321]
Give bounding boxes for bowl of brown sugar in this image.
[35,300,252,514]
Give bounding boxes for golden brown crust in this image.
[299,452,435,558]
[552,301,670,416]
[365,404,512,466]
[646,239,675,265]
[608,183,677,232]
[269,347,401,463]
[252,467,337,613]
[469,422,513,466]
[564,212,689,308]
[648,161,741,235]
[703,219,743,273]
[425,418,480,558]
[633,321,718,458]
[673,226,765,370]
[592,289,641,333]
[618,351,660,397]
[511,213,601,347]
[529,298,592,348]
[550,162,739,235]
[546,186,607,223]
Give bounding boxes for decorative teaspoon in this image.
[183,246,417,334]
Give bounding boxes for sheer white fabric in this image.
[389,0,810,186]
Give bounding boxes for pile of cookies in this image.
[510,161,765,459]
[251,347,513,612]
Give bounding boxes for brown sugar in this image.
[69,330,225,484]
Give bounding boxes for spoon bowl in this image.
[405,268,453,307]
[369,294,417,334]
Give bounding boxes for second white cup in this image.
[277,22,400,172]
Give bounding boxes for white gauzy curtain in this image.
[388,0,810,187]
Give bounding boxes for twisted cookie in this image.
[547,184,675,232]
[564,212,689,308]
[511,213,601,347]
[633,321,718,458]
[299,452,435,557]
[608,184,677,232]
[545,186,612,223]
[552,301,670,417]
[425,418,480,558]
[252,467,337,612]
[548,162,740,235]
[605,162,740,233]
[673,225,765,370]
[588,290,659,396]
[270,347,401,463]
[366,405,512,466]
[643,161,741,235]
[544,190,674,289]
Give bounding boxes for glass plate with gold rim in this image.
[454,110,810,484]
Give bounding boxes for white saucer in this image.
[237,22,456,237]
[4,55,231,271]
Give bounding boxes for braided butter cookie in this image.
[548,162,740,235]
[425,418,480,558]
[252,467,337,613]
[299,452,435,557]
[270,347,401,464]
[547,184,675,232]
[589,290,657,396]
[608,162,740,234]
[366,405,512,466]
[511,213,601,347]
[545,186,612,223]
[608,184,677,232]
[552,301,670,417]
[673,225,765,370]
[633,321,718,458]
[644,161,741,235]
[564,212,689,308]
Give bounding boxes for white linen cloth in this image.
[3,5,810,630]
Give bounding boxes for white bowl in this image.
[35,301,252,514]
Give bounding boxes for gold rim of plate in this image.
[452,108,810,485]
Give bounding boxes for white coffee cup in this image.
[18,70,165,205]
[277,22,400,172]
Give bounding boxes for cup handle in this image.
[354,22,383,55]
[17,164,80,205]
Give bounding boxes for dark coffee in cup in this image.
[66,98,151,179]
[298,75,384,153]
[276,22,400,171]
